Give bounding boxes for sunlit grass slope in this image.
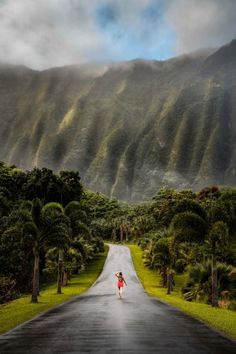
[129,244,236,340]
[0,246,108,335]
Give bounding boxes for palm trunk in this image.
[212,254,218,307]
[167,273,171,294]
[167,270,174,294]
[57,250,63,294]
[63,270,68,286]
[125,228,129,242]
[120,225,123,243]
[170,274,174,291]
[36,257,40,296]
[31,251,39,303]
[112,228,116,241]
[162,267,167,288]
[167,268,173,294]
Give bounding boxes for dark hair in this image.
[119,272,122,276]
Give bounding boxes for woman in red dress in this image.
[115,272,127,299]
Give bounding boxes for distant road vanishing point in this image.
[0,245,235,353]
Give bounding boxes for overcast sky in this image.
[0,0,236,69]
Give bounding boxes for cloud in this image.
[0,0,173,69]
[0,0,235,69]
[166,0,236,54]
[0,0,107,69]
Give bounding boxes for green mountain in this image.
[0,40,236,201]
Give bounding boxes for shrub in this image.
[0,277,18,304]
[182,261,236,304]
[175,258,187,273]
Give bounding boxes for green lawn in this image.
[0,246,108,335]
[129,244,236,340]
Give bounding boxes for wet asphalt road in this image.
[0,244,235,354]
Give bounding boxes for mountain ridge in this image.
[0,40,236,201]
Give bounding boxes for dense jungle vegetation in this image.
[0,161,236,310]
[0,162,106,304]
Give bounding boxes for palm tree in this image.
[182,261,235,304]
[23,199,70,303]
[41,202,71,295]
[143,231,173,292]
[65,201,88,237]
[171,206,229,307]
[208,221,229,307]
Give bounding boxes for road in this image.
[0,244,235,353]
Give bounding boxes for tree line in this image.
[1,160,236,310]
[0,162,104,303]
[94,186,236,309]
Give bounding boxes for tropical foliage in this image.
[1,161,236,311]
[0,162,104,304]
[129,187,236,308]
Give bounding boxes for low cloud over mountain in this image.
[0,40,236,200]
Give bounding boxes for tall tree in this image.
[171,204,230,306]
[208,221,229,307]
[23,199,70,302]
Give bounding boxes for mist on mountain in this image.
[0,40,236,201]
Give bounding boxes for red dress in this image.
[117,277,124,288]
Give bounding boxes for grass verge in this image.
[0,246,108,335]
[129,244,236,340]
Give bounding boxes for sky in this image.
[0,0,236,70]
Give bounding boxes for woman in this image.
[115,272,127,299]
